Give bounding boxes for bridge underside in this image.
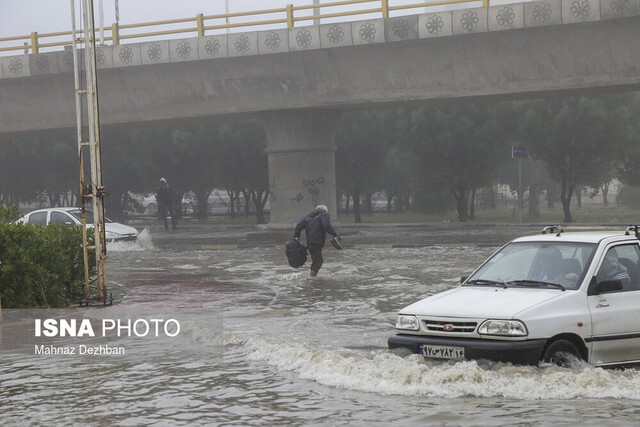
[1,16,639,223]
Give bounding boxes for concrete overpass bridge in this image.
[1,0,639,224]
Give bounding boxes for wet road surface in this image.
[2,223,640,425]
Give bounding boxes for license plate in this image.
[420,344,465,360]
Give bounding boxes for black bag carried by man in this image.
[285,239,308,268]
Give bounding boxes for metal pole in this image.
[313,0,320,25]
[99,0,104,44]
[83,0,108,300]
[519,157,522,224]
[71,0,91,299]
[225,0,230,33]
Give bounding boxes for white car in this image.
[18,207,139,242]
[389,226,640,367]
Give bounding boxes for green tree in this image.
[0,136,45,206]
[615,93,640,188]
[217,120,269,223]
[171,126,218,219]
[336,110,394,223]
[101,129,146,220]
[118,125,217,220]
[521,94,635,222]
[410,103,509,222]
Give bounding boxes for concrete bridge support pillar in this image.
[262,109,339,226]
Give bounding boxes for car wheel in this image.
[542,339,582,367]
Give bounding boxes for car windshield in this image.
[67,209,113,224]
[465,241,597,290]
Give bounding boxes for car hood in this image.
[105,222,138,236]
[400,286,566,319]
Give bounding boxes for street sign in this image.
[512,146,529,159]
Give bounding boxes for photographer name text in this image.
[35,344,125,355]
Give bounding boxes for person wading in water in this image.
[293,205,339,277]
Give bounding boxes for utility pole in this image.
[71,0,109,303]
[313,0,320,25]
[225,0,230,33]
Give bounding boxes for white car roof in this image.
[512,230,637,245]
[27,207,80,213]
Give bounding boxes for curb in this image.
[198,243,496,250]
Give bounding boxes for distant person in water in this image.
[293,205,339,277]
[156,177,177,231]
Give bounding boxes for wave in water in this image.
[108,227,153,252]
[231,334,640,400]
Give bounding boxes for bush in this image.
[0,223,95,308]
[0,205,21,223]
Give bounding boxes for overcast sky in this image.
[0,1,308,37]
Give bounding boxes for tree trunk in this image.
[194,189,211,219]
[345,194,351,214]
[353,189,362,223]
[452,186,468,222]
[384,189,393,213]
[561,180,574,223]
[488,185,496,210]
[469,187,476,220]
[242,191,251,216]
[575,187,582,208]
[364,192,373,213]
[251,190,269,224]
[601,182,610,206]
[227,190,237,219]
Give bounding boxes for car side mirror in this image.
[65,221,74,226]
[587,276,623,296]
[460,275,468,284]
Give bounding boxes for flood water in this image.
[2,224,640,425]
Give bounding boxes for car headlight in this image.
[396,314,420,331]
[478,319,528,337]
[105,231,120,239]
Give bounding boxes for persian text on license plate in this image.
[420,345,465,359]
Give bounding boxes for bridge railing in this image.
[0,0,487,55]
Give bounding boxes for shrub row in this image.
[0,219,95,308]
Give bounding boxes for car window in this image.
[67,209,113,224]
[596,244,640,292]
[27,212,47,225]
[50,211,75,225]
[469,241,596,290]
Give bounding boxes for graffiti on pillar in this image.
[289,193,303,202]
[302,177,325,187]
[303,176,325,206]
[307,188,319,205]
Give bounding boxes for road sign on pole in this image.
[512,146,529,159]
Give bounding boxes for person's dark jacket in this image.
[156,186,174,209]
[294,209,337,247]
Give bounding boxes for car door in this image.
[588,242,640,365]
[50,211,76,226]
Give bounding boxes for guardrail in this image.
[0,0,488,54]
